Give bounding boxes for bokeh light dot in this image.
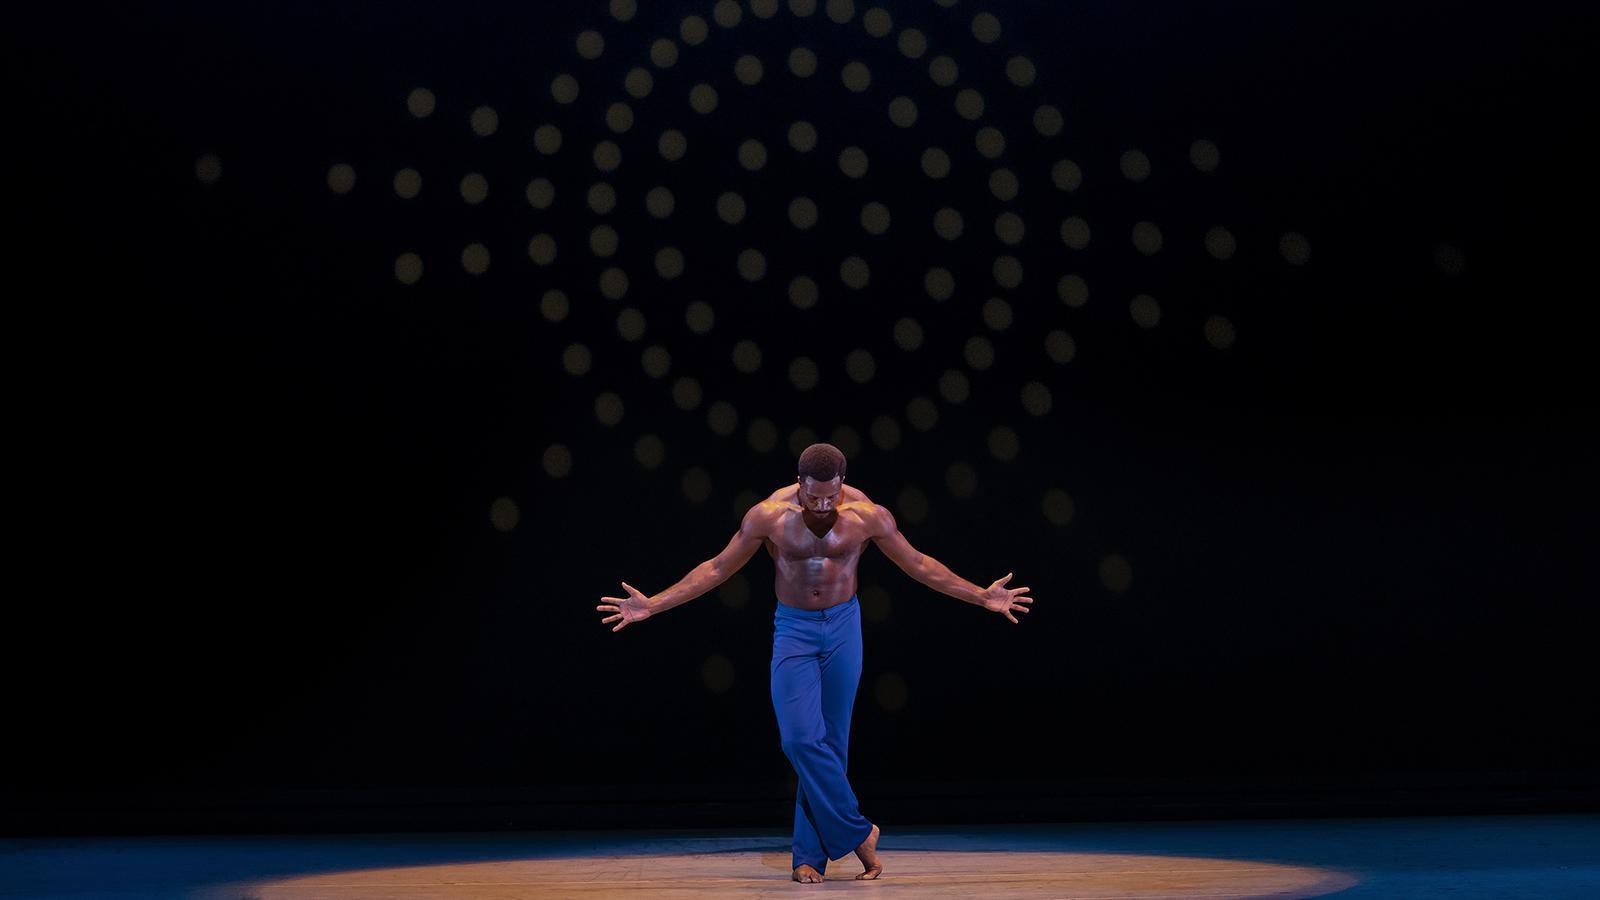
[394,168,422,199]
[406,88,435,118]
[326,163,355,194]
[1130,294,1161,328]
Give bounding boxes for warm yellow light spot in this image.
[790,0,818,16]
[610,0,636,22]
[655,246,684,280]
[840,256,870,289]
[972,11,1002,42]
[645,186,675,218]
[955,89,985,121]
[1204,315,1237,350]
[616,307,646,342]
[1021,382,1053,416]
[551,74,580,104]
[896,487,928,524]
[747,419,778,452]
[634,434,665,470]
[542,444,573,478]
[863,7,892,36]
[406,87,435,118]
[658,129,688,161]
[1045,330,1076,363]
[874,672,908,712]
[993,255,1023,289]
[605,102,633,134]
[898,28,927,58]
[195,152,221,184]
[1190,138,1221,172]
[641,346,671,379]
[595,392,625,426]
[525,177,554,209]
[788,121,818,152]
[393,168,421,199]
[964,335,995,371]
[533,124,562,155]
[599,267,629,299]
[394,253,422,285]
[738,139,768,171]
[562,343,592,376]
[789,275,819,309]
[1280,232,1312,265]
[830,425,862,459]
[907,397,938,431]
[1120,149,1151,182]
[625,67,653,99]
[929,55,959,87]
[459,172,488,205]
[789,357,820,391]
[861,201,891,235]
[527,234,557,266]
[995,213,1025,245]
[326,163,355,194]
[589,224,619,258]
[707,402,739,437]
[689,83,719,113]
[1130,294,1161,328]
[738,248,768,282]
[651,39,679,69]
[946,463,977,498]
[925,267,955,301]
[1206,226,1237,260]
[735,55,764,85]
[700,655,734,693]
[686,301,715,334]
[588,182,616,215]
[1060,217,1091,250]
[893,318,924,351]
[732,340,763,373]
[888,96,918,127]
[680,15,709,45]
[592,140,622,172]
[461,243,490,275]
[982,297,1014,330]
[826,0,856,24]
[540,289,568,322]
[716,192,747,225]
[990,168,1019,201]
[1058,274,1088,308]
[787,427,819,459]
[672,376,704,411]
[576,30,604,60]
[1132,220,1163,255]
[1052,159,1083,192]
[751,0,779,18]
[841,61,872,92]
[1100,554,1132,592]
[938,370,971,404]
[838,146,869,178]
[714,0,742,27]
[988,427,1020,462]
[975,127,1006,159]
[845,349,876,383]
[1034,105,1064,137]
[934,207,964,240]
[1043,489,1074,526]
[1007,56,1037,87]
[869,415,902,450]
[789,47,818,78]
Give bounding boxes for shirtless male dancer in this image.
[596,443,1033,883]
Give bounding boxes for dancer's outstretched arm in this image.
[597,504,769,632]
[864,504,1033,623]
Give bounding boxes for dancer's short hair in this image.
[797,443,847,482]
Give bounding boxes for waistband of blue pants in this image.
[774,594,859,621]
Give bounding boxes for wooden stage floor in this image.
[3,815,1597,898]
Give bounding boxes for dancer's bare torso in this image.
[757,483,881,611]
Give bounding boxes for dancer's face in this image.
[797,476,843,515]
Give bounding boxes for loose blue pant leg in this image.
[771,595,873,873]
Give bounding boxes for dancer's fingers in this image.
[1015,605,1030,614]
[597,604,617,611]
[600,596,625,604]
[1013,586,1031,594]
[1004,612,1018,623]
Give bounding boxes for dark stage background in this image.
[7,0,1596,833]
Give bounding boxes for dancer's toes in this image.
[792,864,824,883]
[853,823,883,879]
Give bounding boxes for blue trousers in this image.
[770,594,874,873]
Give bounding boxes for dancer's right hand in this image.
[597,582,653,633]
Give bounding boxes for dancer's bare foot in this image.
[853,823,883,880]
[792,864,824,883]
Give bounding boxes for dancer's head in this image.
[796,443,846,514]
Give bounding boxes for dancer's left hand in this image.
[981,573,1032,623]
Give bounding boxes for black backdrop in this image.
[7,0,1596,833]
